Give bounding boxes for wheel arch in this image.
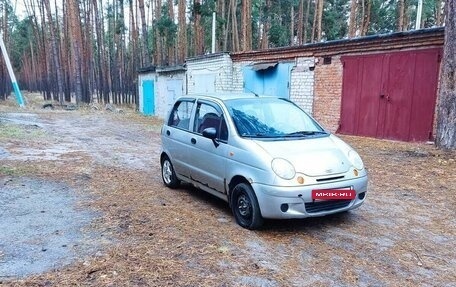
[227,175,251,207]
[160,152,170,164]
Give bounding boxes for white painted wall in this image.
[186,54,233,94]
[289,58,315,114]
[156,73,185,119]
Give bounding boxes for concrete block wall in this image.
[156,73,185,119]
[232,61,250,92]
[313,55,343,133]
[155,75,166,118]
[186,54,233,94]
[289,58,315,114]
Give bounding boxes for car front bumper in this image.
[251,175,368,219]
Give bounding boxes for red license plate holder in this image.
[311,189,356,200]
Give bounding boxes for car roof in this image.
[181,92,283,102]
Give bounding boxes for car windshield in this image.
[225,98,327,139]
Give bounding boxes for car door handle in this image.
[191,138,196,144]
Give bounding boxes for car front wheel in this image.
[231,183,263,230]
[161,156,180,188]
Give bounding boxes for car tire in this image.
[161,156,180,188]
[231,183,263,230]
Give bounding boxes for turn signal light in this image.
[297,176,305,184]
[353,169,359,177]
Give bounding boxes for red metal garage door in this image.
[339,48,441,142]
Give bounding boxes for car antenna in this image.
[244,85,259,97]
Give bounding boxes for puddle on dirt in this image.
[0,147,10,159]
[5,146,84,162]
[0,177,103,278]
[0,113,44,128]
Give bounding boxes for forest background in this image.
[0,0,447,106]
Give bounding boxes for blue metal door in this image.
[243,68,264,95]
[243,63,292,98]
[143,80,155,115]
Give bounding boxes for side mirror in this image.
[202,127,217,139]
[202,127,219,147]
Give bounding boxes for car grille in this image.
[305,200,352,213]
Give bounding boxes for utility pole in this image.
[211,12,216,53]
[0,31,25,107]
[416,0,423,30]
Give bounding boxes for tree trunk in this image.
[290,4,295,45]
[138,0,150,65]
[224,0,231,51]
[241,0,252,51]
[261,0,271,49]
[83,0,93,103]
[303,0,310,43]
[398,0,405,31]
[43,0,64,104]
[92,0,103,102]
[361,0,371,36]
[129,0,138,106]
[297,0,304,45]
[216,0,225,51]
[316,0,323,41]
[265,0,271,47]
[194,0,204,55]
[436,0,443,26]
[348,0,357,38]
[311,0,317,43]
[39,0,51,100]
[231,0,240,52]
[167,0,175,64]
[68,0,83,104]
[178,0,187,63]
[155,0,163,64]
[312,0,323,42]
[62,0,72,102]
[436,0,456,149]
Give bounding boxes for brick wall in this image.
[313,56,343,133]
[290,58,314,114]
[232,61,250,92]
[186,54,233,94]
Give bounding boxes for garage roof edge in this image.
[230,27,444,61]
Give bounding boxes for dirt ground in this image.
[0,94,455,286]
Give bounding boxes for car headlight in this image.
[348,150,364,170]
[271,158,296,180]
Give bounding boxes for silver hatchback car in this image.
[160,93,368,229]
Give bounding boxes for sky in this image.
[12,0,63,20]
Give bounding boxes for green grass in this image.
[0,123,46,140]
[0,166,26,176]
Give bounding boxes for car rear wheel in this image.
[161,156,180,188]
[231,183,263,230]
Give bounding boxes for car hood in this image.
[252,136,350,177]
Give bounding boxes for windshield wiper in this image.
[242,133,280,138]
[284,130,327,137]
